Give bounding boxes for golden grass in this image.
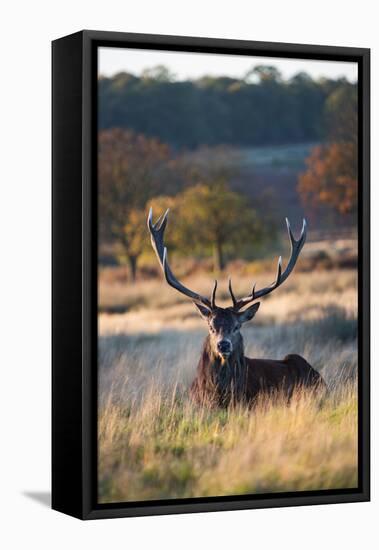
[98,267,358,503]
[99,268,357,334]
[98,382,357,502]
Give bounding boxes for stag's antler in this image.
[148,208,217,310]
[229,218,307,311]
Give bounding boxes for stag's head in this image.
[191,285,260,361]
[147,208,306,362]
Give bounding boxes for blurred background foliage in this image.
[99,65,355,147]
[98,64,357,283]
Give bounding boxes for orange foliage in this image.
[298,142,357,215]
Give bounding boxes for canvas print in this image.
[97,47,358,504]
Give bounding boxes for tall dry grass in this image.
[99,383,357,502]
[98,267,358,503]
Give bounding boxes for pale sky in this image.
[99,47,358,82]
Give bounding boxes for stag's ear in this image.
[238,302,260,324]
[193,302,211,320]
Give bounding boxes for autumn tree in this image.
[298,83,357,216]
[113,209,147,281]
[154,182,268,272]
[298,142,357,215]
[99,128,174,281]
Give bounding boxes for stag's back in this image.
[244,354,326,400]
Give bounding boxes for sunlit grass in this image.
[98,381,357,503]
[99,268,357,334]
[98,267,358,503]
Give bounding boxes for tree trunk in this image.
[213,240,224,272]
[127,255,138,282]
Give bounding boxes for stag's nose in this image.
[217,340,232,356]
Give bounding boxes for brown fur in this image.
[190,333,326,407]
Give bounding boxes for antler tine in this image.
[286,217,306,249]
[274,256,283,288]
[153,211,164,229]
[228,278,238,309]
[286,217,295,245]
[211,280,218,309]
[156,210,169,232]
[232,218,307,310]
[148,206,168,233]
[147,207,169,266]
[148,208,213,309]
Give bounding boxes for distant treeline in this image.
[98,65,357,148]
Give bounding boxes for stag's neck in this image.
[196,335,247,405]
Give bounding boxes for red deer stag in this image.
[148,208,326,407]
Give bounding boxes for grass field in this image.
[98,267,358,503]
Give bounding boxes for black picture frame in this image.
[52,30,370,520]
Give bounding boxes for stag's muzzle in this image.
[217,339,232,358]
